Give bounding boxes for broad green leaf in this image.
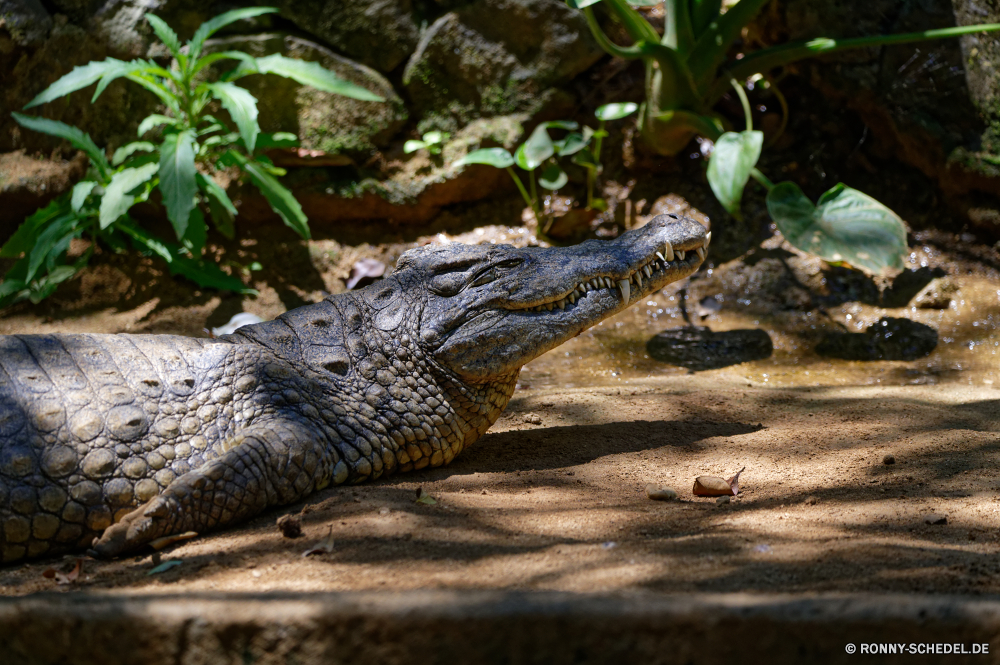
[255,132,299,149]
[1,197,71,257]
[554,132,588,156]
[706,130,762,220]
[206,82,259,153]
[159,129,198,239]
[227,152,309,238]
[247,54,383,102]
[404,140,428,154]
[112,141,155,166]
[116,220,173,263]
[125,73,183,116]
[26,213,77,282]
[100,162,159,229]
[23,58,129,108]
[538,163,568,190]
[188,7,279,61]
[182,205,207,255]
[595,102,639,121]
[201,172,236,239]
[766,182,908,275]
[71,181,97,213]
[145,14,182,59]
[170,254,256,293]
[11,113,110,179]
[572,148,598,168]
[422,131,448,143]
[193,50,258,76]
[516,124,555,170]
[455,148,515,169]
[542,120,579,131]
[92,59,151,103]
[138,114,179,137]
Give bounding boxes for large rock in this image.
[276,0,419,74]
[403,0,602,130]
[0,0,52,47]
[204,34,407,157]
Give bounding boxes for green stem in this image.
[529,169,540,217]
[664,0,695,55]
[688,0,774,90]
[762,74,789,147]
[586,165,595,209]
[581,7,647,60]
[709,22,1000,104]
[602,0,661,44]
[730,78,753,132]
[750,168,775,191]
[506,166,534,211]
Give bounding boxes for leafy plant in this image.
[568,0,1000,274]
[455,103,636,235]
[1,6,382,308]
[404,130,450,155]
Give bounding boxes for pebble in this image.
[804,496,819,505]
[645,484,678,501]
[715,495,731,505]
[523,413,542,425]
[924,514,947,525]
[276,514,302,539]
[883,454,896,465]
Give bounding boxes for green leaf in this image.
[100,162,159,229]
[124,73,183,116]
[23,58,130,108]
[206,82,259,154]
[147,560,183,576]
[1,197,71,257]
[192,50,258,77]
[404,140,428,154]
[159,129,198,239]
[572,148,598,168]
[92,59,151,103]
[542,120,579,131]
[554,132,588,156]
[112,141,156,166]
[227,151,309,238]
[516,125,554,171]
[766,182,908,275]
[255,132,299,149]
[26,213,77,282]
[246,54,384,102]
[182,205,207,255]
[706,130,763,220]
[567,0,604,7]
[138,114,179,137]
[422,131,448,144]
[11,113,110,180]
[170,254,255,293]
[188,7,279,61]
[145,14,182,59]
[116,220,174,263]
[595,102,639,121]
[455,147,515,169]
[538,163,568,190]
[196,171,237,237]
[71,181,97,213]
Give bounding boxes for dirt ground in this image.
[0,227,998,599]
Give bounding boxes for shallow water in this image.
[522,273,1000,391]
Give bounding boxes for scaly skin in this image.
[0,215,708,562]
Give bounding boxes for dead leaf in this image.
[415,487,438,505]
[302,526,335,557]
[150,531,198,551]
[726,467,746,495]
[56,559,83,585]
[692,476,733,496]
[346,258,386,289]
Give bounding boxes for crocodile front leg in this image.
[90,418,340,558]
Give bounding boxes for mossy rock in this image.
[203,34,407,158]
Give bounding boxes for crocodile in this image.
[0,214,708,562]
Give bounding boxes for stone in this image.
[276,0,419,73]
[924,514,948,525]
[647,326,773,371]
[645,484,678,501]
[883,454,896,465]
[403,0,601,128]
[0,0,53,47]
[913,278,958,310]
[715,495,731,505]
[276,513,302,538]
[816,317,938,361]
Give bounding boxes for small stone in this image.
[924,514,947,525]
[277,514,302,539]
[645,484,678,501]
[883,454,895,465]
[804,496,819,505]
[715,495,731,505]
[523,413,542,425]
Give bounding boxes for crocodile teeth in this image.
[556,299,565,310]
[696,247,706,260]
[677,249,686,260]
[617,279,630,302]
[705,231,712,248]
[656,252,666,262]
[634,271,643,289]
[568,292,576,304]
[663,242,674,261]
[643,265,652,278]
[545,303,554,311]
[590,278,600,290]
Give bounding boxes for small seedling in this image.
[404,131,450,155]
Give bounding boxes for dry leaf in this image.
[346,258,386,289]
[726,467,746,495]
[150,531,198,551]
[56,559,83,585]
[692,476,733,496]
[302,526,335,557]
[415,486,437,505]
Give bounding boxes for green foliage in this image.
[404,131,450,155]
[3,7,384,309]
[567,0,1000,274]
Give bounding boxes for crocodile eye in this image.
[469,258,523,288]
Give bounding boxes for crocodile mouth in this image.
[510,232,711,314]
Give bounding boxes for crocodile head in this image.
[393,214,709,382]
